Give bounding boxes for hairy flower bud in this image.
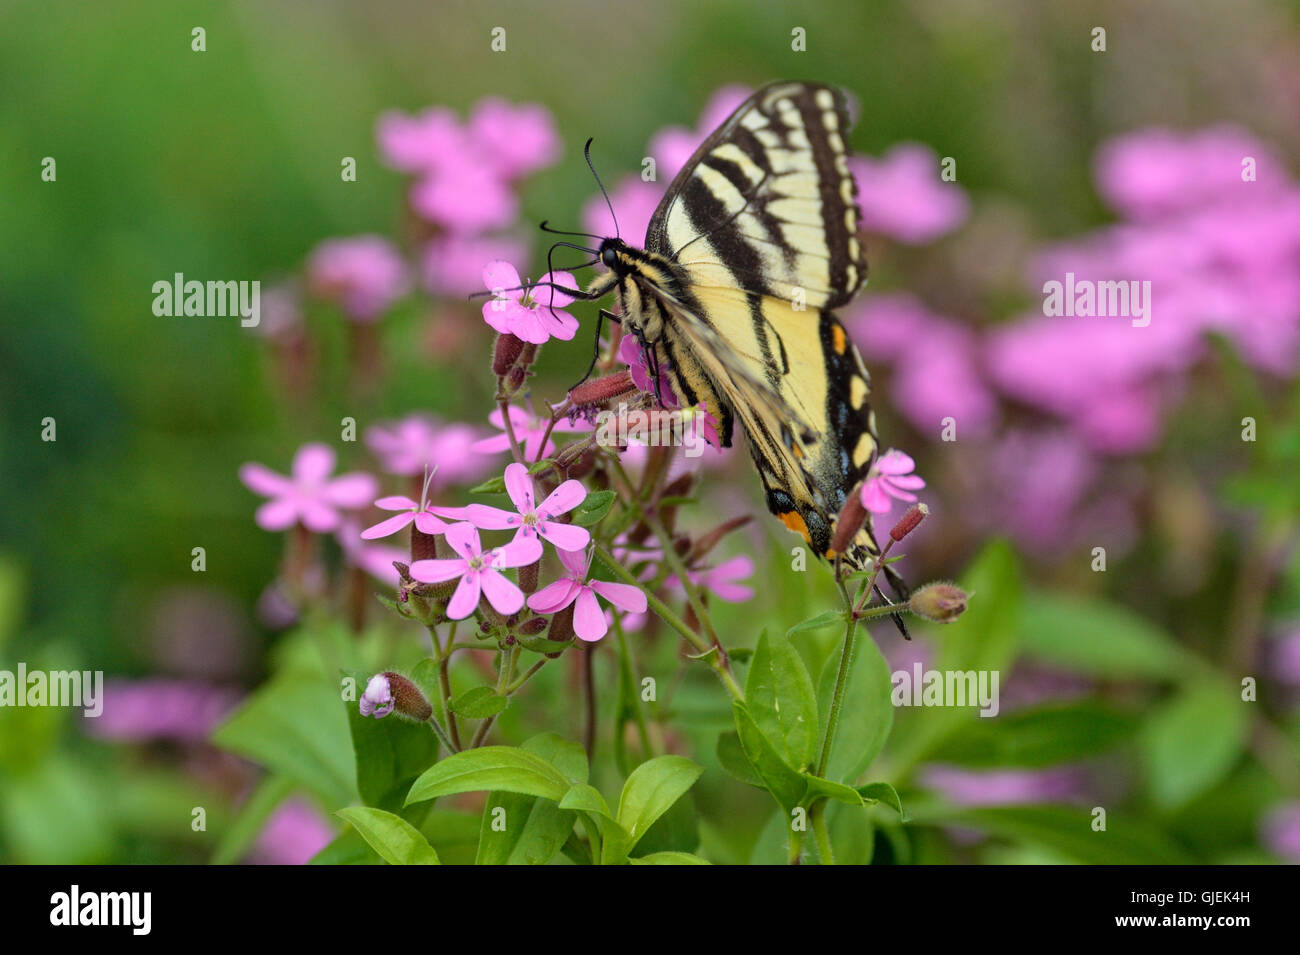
[360,671,433,722]
[907,582,968,624]
[890,502,929,542]
[556,439,598,480]
[492,332,525,376]
[831,484,869,556]
[568,371,637,408]
[518,560,540,594]
[519,616,549,635]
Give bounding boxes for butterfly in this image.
[540,80,907,611]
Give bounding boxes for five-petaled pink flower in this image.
[860,449,926,514]
[481,261,580,344]
[472,405,589,460]
[409,523,543,619]
[462,463,591,552]
[305,235,410,322]
[527,547,648,641]
[360,469,461,541]
[240,443,378,533]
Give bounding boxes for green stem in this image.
[505,657,547,694]
[810,802,834,865]
[210,774,295,865]
[615,616,654,756]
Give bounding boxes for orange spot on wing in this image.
[779,510,812,543]
[832,324,847,355]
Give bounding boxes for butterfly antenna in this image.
[539,220,603,244]
[584,138,619,239]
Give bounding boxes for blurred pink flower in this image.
[337,519,405,588]
[984,429,1098,552]
[861,449,925,514]
[1262,802,1300,862]
[249,799,335,866]
[85,679,240,742]
[409,523,543,618]
[411,159,518,233]
[922,765,1087,807]
[461,462,591,552]
[1095,125,1289,221]
[527,547,648,642]
[582,175,664,244]
[647,84,753,181]
[851,144,969,244]
[472,405,589,460]
[468,97,561,180]
[1271,629,1300,686]
[481,260,580,344]
[240,443,378,533]
[365,415,490,484]
[376,107,465,173]
[666,554,755,603]
[422,233,529,297]
[305,235,409,322]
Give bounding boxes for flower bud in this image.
[518,560,540,594]
[548,603,575,645]
[556,439,598,480]
[360,671,433,722]
[890,502,929,542]
[519,616,549,635]
[907,582,968,624]
[411,526,440,562]
[568,371,637,408]
[492,332,525,376]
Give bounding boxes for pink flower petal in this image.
[293,443,336,484]
[572,587,608,641]
[443,522,482,559]
[299,500,340,533]
[325,472,380,508]
[502,462,535,512]
[527,578,581,614]
[495,535,544,569]
[539,479,586,517]
[461,503,520,530]
[479,568,525,615]
[361,512,415,540]
[413,512,449,535]
[537,307,579,341]
[589,580,647,614]
[255,498,299,531]
[482,260,522,298]
[539,521,591,553]
[534,271,577,309]
[886,473,926,491]
[861,479,893,514]
[409,557,467,583]
[239,463,292,497]
[557,546,590,579]
[375,495,418,511]
[445,573,482,619]
[875,450,916,475]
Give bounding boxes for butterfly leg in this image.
[568,308,622,393]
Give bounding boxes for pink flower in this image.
[360,673,395,718]
[921,766,1087,807]
[240,443,378,532]
[461,462,591,552]
[468,98,561,180]
[338,519,406,588]
[618,334,677,405]
[83,679,240,742]
[527,547,648,641]
[481,260,580,344]
[582,176,664,244]
[360,474,457,539]
[250,800,335,866]
[860,449,925,514]
[472,405,589,460]
[305,235,410,322]
[409,523,543,619]
[666,554,755,603]
[411,159,518,233]
[376,107,466,173]
[851,144,970,244]
[365,415,490,484]
[422,233,530,297]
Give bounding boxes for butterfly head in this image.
[598,237,629,273]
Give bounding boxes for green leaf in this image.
[451,685,509,719]
[786,609,844,637]
[470,460,554,494]
[732,701,807,812]
[802,773,865,806]
[559,784,612,817]
[214,674,356,806]
[927,700,1135,768]
[815,631,893,783]
[516,632,573,654]
[906,803,1193,864]
[337,807,440,865]
[573,489,617,526]
[629,851,710,865]
[615,755,704,854]
[635,791,700,856]
[856,781,906,819]
[715,730,763,788]
[1018,591,1195,680]
[475,734,588,865]
[406,746,570,805]
[1139,679,1249,809]
[745,629,819,770]
[344,670,439,811]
